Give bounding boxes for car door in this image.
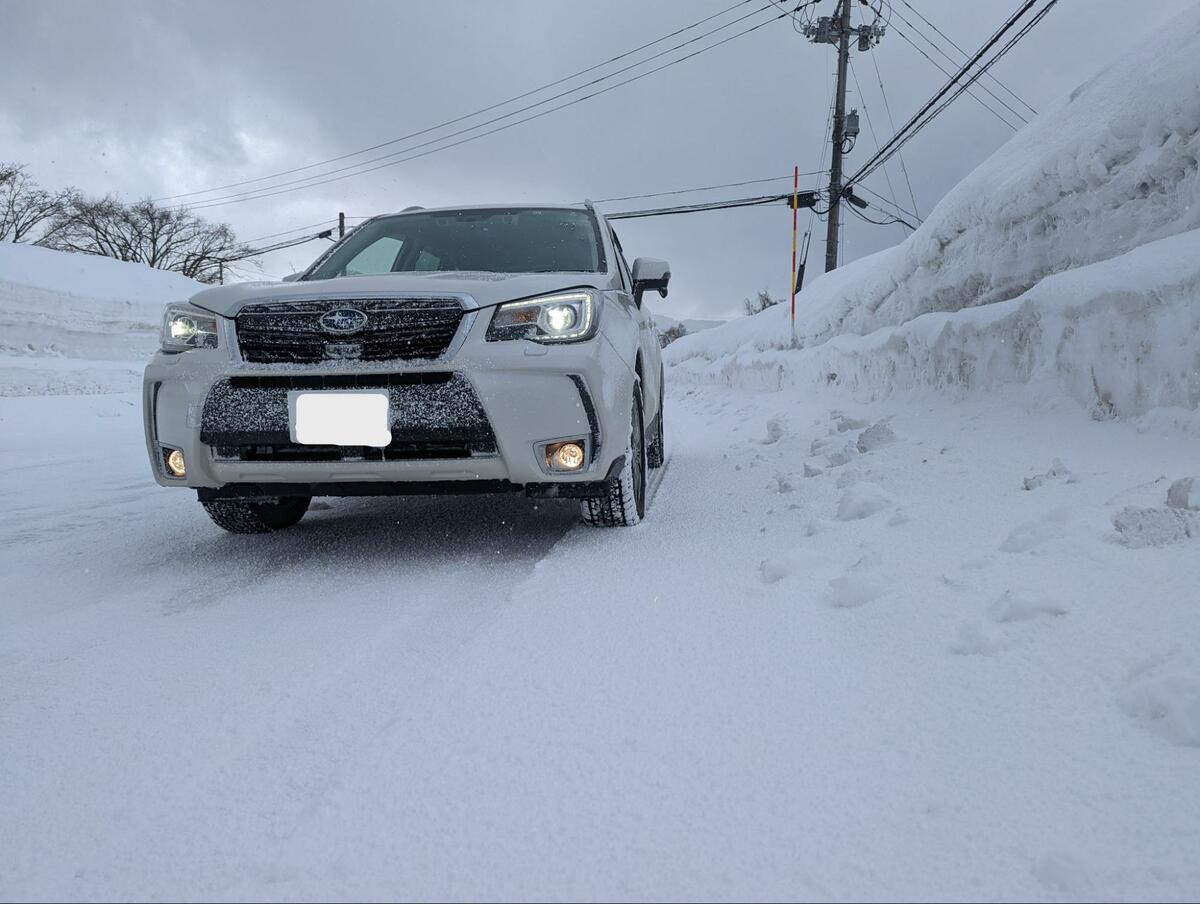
[610,226,663,423]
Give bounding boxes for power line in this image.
[155,0,760,204]
[889,18,1025,129]
[846,200,915,230]
[220,229,334,263]
[867,41,920,221]
[848,0,1051,186]
[592,172,821,204]
[240,219,337,245]
[607,192,802,219]
[896,0,1037,117]
[858,0,1057,185]
[890,4,1033,124]
[184,5,787,210]
[851,182,920,223]
[848,56,909,236]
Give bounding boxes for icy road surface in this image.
[2,386,1199,901]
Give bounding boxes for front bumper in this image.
[143,324,635,497]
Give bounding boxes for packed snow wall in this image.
[667,5,1200,418]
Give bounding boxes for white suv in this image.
[143,204,670,532]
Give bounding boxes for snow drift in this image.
[0,243,201,395]
[667,4,1200,419]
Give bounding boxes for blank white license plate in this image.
[288,390,392,447]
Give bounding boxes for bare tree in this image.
[743,288,783,317]
[0,163,72,243]
[659,322,689,348]
[40,196,251,283]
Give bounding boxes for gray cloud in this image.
[2,0,1194,317]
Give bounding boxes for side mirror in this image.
[281,273,303,283]
[631,257,670,304]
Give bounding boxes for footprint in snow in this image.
[827,552,885,608]
[1000,507,1071,553]
[986,589,1068,623]
[951,589,1068,655]
[950,621,1009,656]
[1120,650,1200,747]
[826,444,857,468]
[1032,851,1094,897]
[836,483,895,521]
[758,550,825,586]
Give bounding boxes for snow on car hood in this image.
[187,271,611,317]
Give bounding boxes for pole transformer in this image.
[802,0,884,272]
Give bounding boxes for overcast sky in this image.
[1,0,1194,319]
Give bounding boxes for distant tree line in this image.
[743,288,783,317]
[0,162,250,283]
[659,322,688,348]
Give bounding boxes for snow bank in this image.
[667,4,1200,419]
[0,243,201,395]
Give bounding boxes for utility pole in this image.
[803,0,883,272]
[338,211,346,239]
[825,0,852,273]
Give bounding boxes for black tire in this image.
[647,389,665,470]
[581,380,647,527]
[201,495,312,534]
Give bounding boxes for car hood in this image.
[187,272,610,318]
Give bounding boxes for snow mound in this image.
[667,5,1200,420]
[0,243,202,395]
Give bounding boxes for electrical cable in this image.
[848,0,1047,185]
[592,173,819,204]
[896,0,1037,116]
[187,9,790,211]
[607,192,799,219]
[868,40,920,220]
[889,18,1024,129]
[848,55,909,235]
[856,0,1056,183]
[155,0,761,203]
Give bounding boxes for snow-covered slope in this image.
[0,243,201,395]
[667,4,1200,419]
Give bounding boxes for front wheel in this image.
[201,495,312,534]
[581,380,647,527]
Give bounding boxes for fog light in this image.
[166,449,187,477]
[547,441,586,471]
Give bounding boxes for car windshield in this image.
[306,207,604,279]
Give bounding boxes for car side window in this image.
[342,236,404,276]
[610,228,634,297]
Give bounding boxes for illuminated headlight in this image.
[161,303,220,352]
[487,291,598,343]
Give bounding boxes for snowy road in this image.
[3,385,1199,901]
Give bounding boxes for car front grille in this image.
[235,298,466,364]
[200,372,499,462]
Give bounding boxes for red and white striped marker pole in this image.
[790,164,799,342]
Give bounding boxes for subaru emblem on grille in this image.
[319,308,369,333]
